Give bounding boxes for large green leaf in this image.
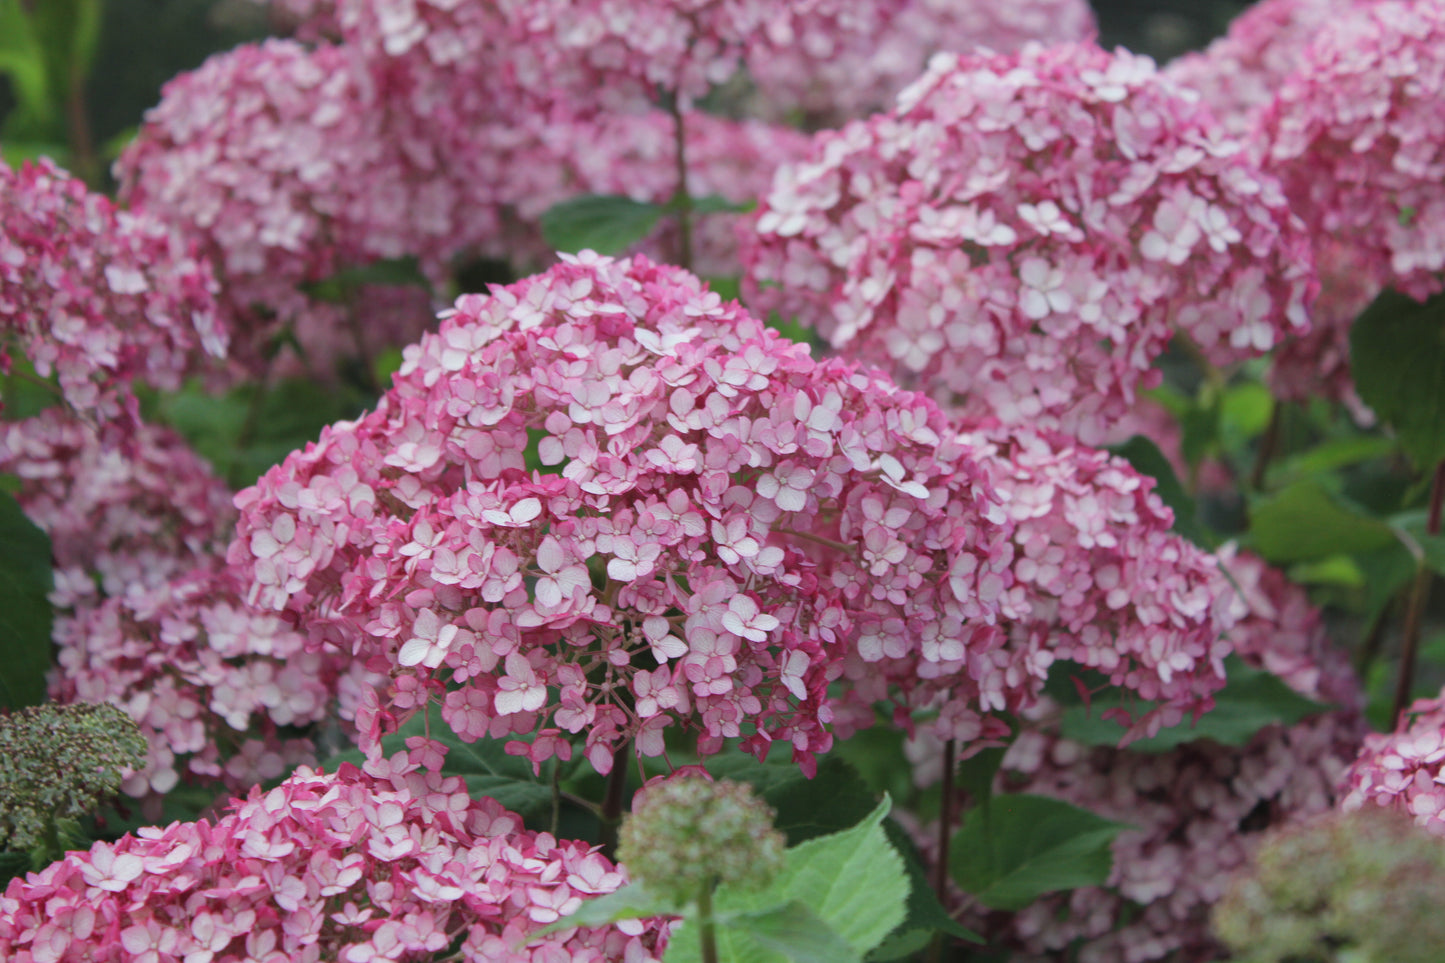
[665,798,909,963]
[867,820,983,960]
[540,194,664,256]
[1248,479,1398,563]
[1058,658,1328,752]
[0,492,53,709]
[950,795,1129,911]
[731,902,860,963]
[702,752,877,844]
[1350,287,1445,469]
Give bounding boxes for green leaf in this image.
[0,0,57,138]
[732,902,860,963]
[1248,479,1398,563]
[300,256,431,303]
[1057,657,1328,752]
[0,492,53,710]
[535,883,683,937]
[540,195,664,256]
[1350,287,1445,468]
[318,703,557,823]
[688,194,754,216]
[703,752,876,845]
[30,0,104,101]
[666,798,910,963]
[1272,435,1397,486]
[1109,435,1209,546]
[867,820,983,960]
[950,795,1129,911]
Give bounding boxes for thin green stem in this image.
[698,881,718,963]
[926,739,958,963]
[1392,459,1445,726]
[667,93,694,272]
[1249,399,1283,492]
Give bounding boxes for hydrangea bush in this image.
[7,1,1445,961]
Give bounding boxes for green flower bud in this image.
[617,776,785,898]
[1214,807,1445,963]
[0,702,147,853]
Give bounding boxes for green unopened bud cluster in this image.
[0,702,147,851]
[1214,806,1445,963]
[617,776,785,897]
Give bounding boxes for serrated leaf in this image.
[950,795,1128,911]
[541,194,664,255]
[1350,287,1445,468]
[867,820,983,961]
[0,492,53,709]
[1109,435,1209,546]
[732,902,860,963]
[1248,479,1397,563]
[1057,657,1328,752]
[666,798,909,963]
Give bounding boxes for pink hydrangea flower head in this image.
[911,549,1365,962]
[0,157,224,418]
[1342,689,1445,832]
[0,762,668,962]
[833,424,1237,747]
[229,253,1234,776]
[752,0,1097,122]
[1164,0,1372,137]
[742,41,1316,445]
[48,561,374,812]
[116,38,489,375]
[1254,0,1445,301]
[505,0,908,111]
[0,411,236,603]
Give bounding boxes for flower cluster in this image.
[1214,807,1445,963]
[115,39,466,375]
[227,254,1233,777]
[1163,0,1350,137]
[1253,0,1445,302]
[505,0,907,111]
[916,549,1363,963]
[0,410,235,604]
[1340,688,1445,831]
[755,0,1097,122]
[0,759,668,963]
[48,561,374,808]
[618,776,785,895]
[0,157,224,418]
[0,703,147,853]
[742,41,1315,444]
[834,424,1236,747]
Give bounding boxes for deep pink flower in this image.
[228,254,1233,776]
[0,762,667,963]
[742,42,1316,445]
[0,157,223,418]
[913,549,1365,962]
[1254,0,1445,302]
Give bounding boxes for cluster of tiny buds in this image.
[618,776,785,898]
[0,702,147,852]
